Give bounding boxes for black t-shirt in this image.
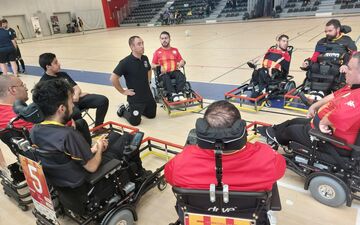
[0,28,14,50]
[30,124,93,187]
[113,54,153,103]
[315,35,357,65]
[8,28,16,39]
[40,71,78,87]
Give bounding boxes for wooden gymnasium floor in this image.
[1,15,360,225]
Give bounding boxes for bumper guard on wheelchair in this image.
[161,92,204,117]
[283,86,308,114]
[224,84,268,113]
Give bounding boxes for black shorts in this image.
[0,47,17,63]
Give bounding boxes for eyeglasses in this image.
[11,83,26,88]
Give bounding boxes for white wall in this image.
[0,0,105,38]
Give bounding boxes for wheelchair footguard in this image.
[246,121,360,207]
[19,121,182,225]
[283,85,309,114]
[161,91,204,116]
[152,67,204,116]
[0,126,34,211]
[0,162,32,211]
[225,84,269,112]
[225,79,296,113]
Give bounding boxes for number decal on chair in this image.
[28,164,43,193]
[19,155,57,223]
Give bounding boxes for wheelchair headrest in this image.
[13,100,44,124]
[195,118,247,151]
[340,25,351,34]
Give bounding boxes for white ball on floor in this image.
[185,30,191,37]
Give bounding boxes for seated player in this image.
[165,100,286,191]
[249,34,291,95]
[30,79,150,199]
[152,31,186,102]
[260,52,360,157]
[300,19,357,97]
[0,75,91,145]
[39,53,109,130]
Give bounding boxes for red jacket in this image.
[165,142,286,191]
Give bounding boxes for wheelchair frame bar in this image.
[161,91,204,116]
[173,186,271,198]
[283,87,308,114]
[225,85,268,113]
[90,121,139,135]
[81,109,95,127]
[139,136,183,161]
[246,121,271,142]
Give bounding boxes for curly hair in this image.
[32,79,73,118]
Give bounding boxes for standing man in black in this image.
[1,19,25,73]
[39,53,109,129]
[110,36,156,126]
[0,19,18,76]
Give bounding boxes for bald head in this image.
[345,52,360,86]
[0,75,15,98]
[0,75,28,102]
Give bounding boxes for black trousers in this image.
[123,100,157,126]
[73,94,109,126]
[15,47,25,72]
[74,119,92,146]
[251,68,284,90]
[161,70,186,94]
[272,118,312,148]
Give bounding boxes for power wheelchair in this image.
[168,125,282,225]
[9,101,167,225]
[151,66,204,116]
[0,117,32,211]
[225,46,296,112]
[284,25,353,112]
[249,121,360,207]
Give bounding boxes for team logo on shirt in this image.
[63,78,70,84]
[143,60,148,68]
[345,100,355,108]
[172,50,177,55]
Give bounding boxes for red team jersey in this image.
[165,142,286,191]
[152,47,183,73]
[0,104,33,130]
[315,85,360,149]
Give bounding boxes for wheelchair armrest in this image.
[247,61,257,69]
[308,129,347,147]
[270,183,281,211]
[86,159,122,186]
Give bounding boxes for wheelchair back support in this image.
[173,186,274,224]
[307,41,349,93]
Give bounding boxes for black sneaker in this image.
[117,104,126,117]
[256,125,269,137]
[265,126,279,144]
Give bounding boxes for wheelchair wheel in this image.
[104,209,134,225]
[184,82,191,91]
[309,176,346,207]
[284,81,296,93]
